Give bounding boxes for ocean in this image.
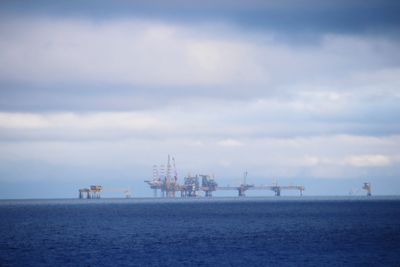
[1,197,400,266]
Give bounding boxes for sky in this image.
[0,0,400,198]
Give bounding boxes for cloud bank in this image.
[0,1,399,197]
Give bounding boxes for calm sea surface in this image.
[1,197,400,266]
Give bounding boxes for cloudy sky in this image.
[1,0,400,198]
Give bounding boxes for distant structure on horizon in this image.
[145,156,305,197]
[78,185,131,199]
[79,185,103,199]
[362,182,372,196]
[144,155,218,197]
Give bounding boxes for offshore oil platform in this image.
[349,182,372,196]
[79,185,102,199]
[145,156,305,197]
[144,155,218,197]
[362,182,372,196]
[78,185,131,199]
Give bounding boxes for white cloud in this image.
[0,113,50,129]
[0,112,161,130]
[0,17,399,96]
[217,139,243,147]
[0,19,270,87]
[0,17,399,188]
[344,154,392,167]
[4,138,399,195]
[0,129,399,182]
[301,156,321,166]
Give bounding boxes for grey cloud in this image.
[0,18,399,114]
[1,0,400,35]
[1,1,400,198]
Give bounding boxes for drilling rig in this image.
[145,155,180,197]
[144,159,305,197]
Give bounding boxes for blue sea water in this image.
[1,197,400,266]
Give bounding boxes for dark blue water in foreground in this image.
[1,197,400,266]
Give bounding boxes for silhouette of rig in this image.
[145,156,305,197]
